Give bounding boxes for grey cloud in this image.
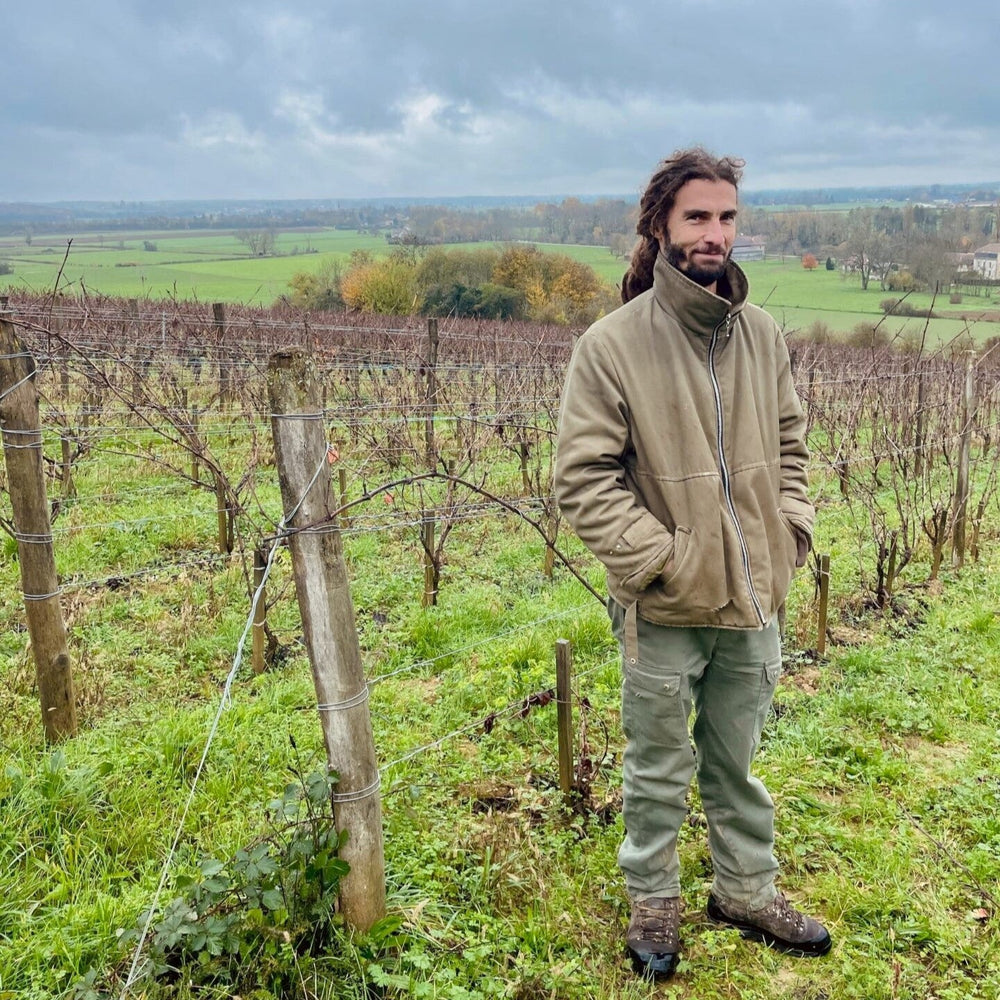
[1,0,997,200]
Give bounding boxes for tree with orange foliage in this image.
[801,253,819,270]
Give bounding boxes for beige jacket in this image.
[555,253,814,630]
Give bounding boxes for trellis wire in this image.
[119,442,331,997]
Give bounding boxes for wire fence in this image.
[5,291,1000,993]
[4,293,1000,765]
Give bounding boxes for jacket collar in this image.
[652,252,749,340]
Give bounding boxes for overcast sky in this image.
[5,1,998,203]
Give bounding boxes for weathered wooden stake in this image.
[422,321,440,609]
[421,516,437,607]
[127,299,142,406]
[952,353,975,569]
[0,314,77,742]
[338,466,350,528]
[424,317,439,468]
[268,347,385,932]
[213,302,232,406]
[214,471,232,554]
[817,554,831,657]
[60,434,75,499]
[555,639,574,802]
[252,544,268,675]
[914,370,926,478]
[190,397,201,483]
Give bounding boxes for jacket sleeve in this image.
[774,330,815,545]
[554,332,675,595]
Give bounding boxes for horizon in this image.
[3,177,1000,216]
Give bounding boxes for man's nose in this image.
[705,217,726,245]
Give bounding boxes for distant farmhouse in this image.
[972,243,1000,280]
[731,235,766,262]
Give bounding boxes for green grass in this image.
[0,229,390,304]
[4,226,999,346]
[740,260,1000,345]
[3,368,1000,999]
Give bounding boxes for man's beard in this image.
[664,243,729,287]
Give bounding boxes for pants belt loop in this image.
[624,600,639,665]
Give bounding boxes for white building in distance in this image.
[972,243,1000,280]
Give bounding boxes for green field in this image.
[0,229,389,304]
[3,227,998,345]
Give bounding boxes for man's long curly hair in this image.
[621,147,745,303]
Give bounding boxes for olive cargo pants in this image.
[609,598,782,908]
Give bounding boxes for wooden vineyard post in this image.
[424,317,439,468]
[338,467,350,529]
[59,433,76,500]
[422,317,439,607]
[214,471,233,554]
[213,303,232,407]
[268,347,385,932]
[181,388,200,482]
[952,353,975,570]
[914,368,926,479]
[127,299,142,407]
[0,312,78,742]
[252,543,268,675]
[421,516,437,608]
[816,554,831,657]
[555,639,575,803]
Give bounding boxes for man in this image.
[554,148,830,979]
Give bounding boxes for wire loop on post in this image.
[23,589,64,601]
[13,531,54,544]
[330,773,381,804]
[317,684,370,713]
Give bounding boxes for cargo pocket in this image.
[750,658,782,754]
[622,661,689,750]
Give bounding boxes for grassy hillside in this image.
[2,227,999,345]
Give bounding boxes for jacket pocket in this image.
[614,512,674,595]
[653,524,729,614]
[660,525,691,587]
[776,510,800,567]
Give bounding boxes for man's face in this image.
[655,178,738,291]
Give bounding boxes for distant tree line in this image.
[744,201,1000,293]
[5,188,998,300]
[287,245,620,326]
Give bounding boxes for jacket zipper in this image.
[707,315,767,627]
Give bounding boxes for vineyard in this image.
[2,292,1000,999]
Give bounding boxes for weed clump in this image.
[80,768,350,997]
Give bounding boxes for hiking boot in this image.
[707,892,831,957]
[626,895,681,979]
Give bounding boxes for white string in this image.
[120,441,330,997]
